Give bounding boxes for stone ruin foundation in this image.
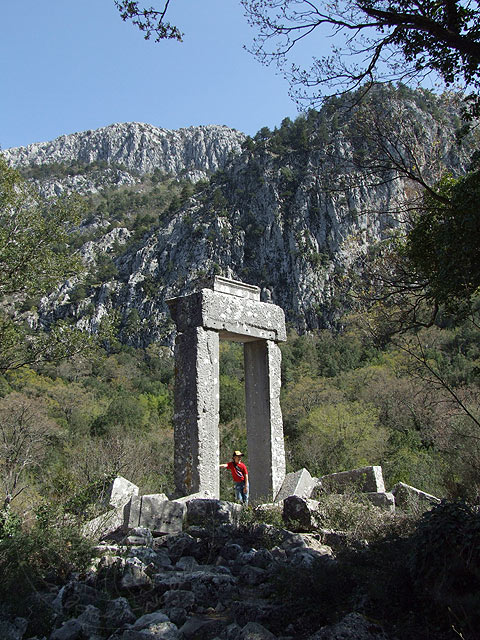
[167,276,286,502]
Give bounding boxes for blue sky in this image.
[1,0,310,150]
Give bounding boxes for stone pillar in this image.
[173,327,220,497]
[244,340,286,501]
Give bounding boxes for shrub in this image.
[0,503,94,605]
[409,500,480,637]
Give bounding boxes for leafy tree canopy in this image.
[0,155,89,373]
[405,169,480,309]
[0,155,83,298]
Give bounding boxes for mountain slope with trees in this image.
[15,86,475,344]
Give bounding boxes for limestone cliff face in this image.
[10,89,477,345]
[4,122,245,193]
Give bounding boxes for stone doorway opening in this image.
[167,276,287,502]
[218,341,246,501]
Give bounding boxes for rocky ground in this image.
[0,499,393,640]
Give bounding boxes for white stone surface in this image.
[104,476,139,510]
[275,468,316,502]
[128,494,186,534]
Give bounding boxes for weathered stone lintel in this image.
[167,289,286,342]
[128,494,186,535]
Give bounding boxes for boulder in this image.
[288,547,333,568]
[102,597,136,629]
[179,615,227,640]
[0,617,28,640]
[175,555,198,570]
[188,570,239,608]
[60,581,105,615]
[154,532,200,562]
[239,565,267,586]
[82,506,126,539]
[128,495,186,534]
[120,557,152,589]
[316,466,385,495]
[49,619,82,640]
[75,605,101,637]
[274,468,316,502]
[391,482,441,509]
[130,612,170,629]
[239,621,277,640]
[365,492,395,511]
[220,542,243,561]
[282,495,322,531]
[116,621,180,639]
[307,612,390,639]
[186,499,241,526]
[103,476,139,510]
[163,589,196,610]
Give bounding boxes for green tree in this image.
[0,156,82,298]
[406,170,480,310]
[295,400,388,475]
[0,156,88,373]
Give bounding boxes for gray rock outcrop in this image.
[4,122,245,182]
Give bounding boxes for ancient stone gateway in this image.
[167,276,286,502]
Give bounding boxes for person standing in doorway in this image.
[220,450,249,505]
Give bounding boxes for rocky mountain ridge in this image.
[4,122,245,193]
[7,87,478,345]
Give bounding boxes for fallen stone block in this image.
[82,505,126,540]
[185,499,242,526]
[391,482,441,509]
[120,557,152,589]
[0,617,28,640]
[127,494,186,534]
[239,621,278,640]
[173,490,213,503]
[282,495,322,532]
[365,492,395,511]
[308,611,390,639]
[103,476,139,510]
[274,468,316,502]
[316,466,385,495]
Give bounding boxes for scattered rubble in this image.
[3,468,440,640]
